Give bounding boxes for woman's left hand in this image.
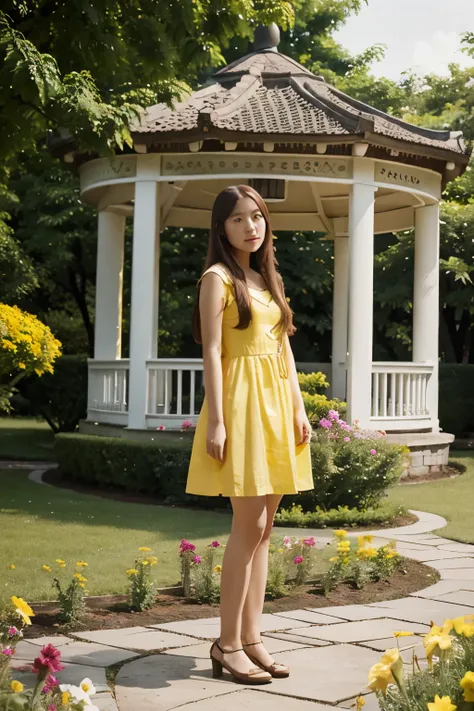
[294,407,312,445]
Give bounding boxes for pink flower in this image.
[341,423,352,431]
[319,417,332,429]
[181,420,194,430]
[48,705,56,711]
[283,535,292,549]
[192,555,202,564]
[328,409,339,421]
[344,436,350,442]
[42,675,59,694]
[210,540,221,548]
[8,627,19,637]
[2,647,14,656]
[303,537,316,547]
[370,449,377,455]
[156,425,166,431]
[32,644,64,675]
[293,556,304,565]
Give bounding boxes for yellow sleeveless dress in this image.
[186,263,314,497]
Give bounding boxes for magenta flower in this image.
[157,424,166,431]
[293,555,304,565]
[319,417,332,429]
[181,420,194,430]
[32,644,64,675]
[328,410,339,421]
[283,535,292,549]
[2,647,13,656]
[341,423,352,431]
[210,540,221,548]
[303,537,316,547]
[370,449,377,456]
[8,627,19,637]
[179,539,196,553]
[48,705,57,711]
[192,555,202,564]
[344,436,350,442]
[42,675,59,694]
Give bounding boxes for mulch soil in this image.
[23,558,439,639]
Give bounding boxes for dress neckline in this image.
[248,286,270,293]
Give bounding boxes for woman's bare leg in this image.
[241,494,283,667]
[215,495,267,675]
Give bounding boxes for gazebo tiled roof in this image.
[131,33,468,162]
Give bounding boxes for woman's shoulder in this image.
[199,262,233,285]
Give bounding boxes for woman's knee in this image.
[231,497,267,548]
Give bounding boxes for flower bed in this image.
[366,613,474,710]
[0,597,99,711]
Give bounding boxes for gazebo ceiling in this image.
[131,26,469,167]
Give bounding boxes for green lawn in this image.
[0,418,56,461]
[386,451,474,544]
[0,469,332,603]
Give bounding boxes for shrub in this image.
[0,303,62,413]
[297,371,329,395]
[23,355,87,432]
[49,560,89,625]
[283,414,405,513]
[300,391,347,425]
[274,501,408,528]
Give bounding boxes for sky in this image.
[334,0,473,81]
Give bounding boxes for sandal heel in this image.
[211,656,223,678]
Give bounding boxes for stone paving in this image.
[10,507,474,710]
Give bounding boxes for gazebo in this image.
[63,25,470,472]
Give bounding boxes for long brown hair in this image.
[192,184,296,344]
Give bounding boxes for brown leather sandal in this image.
[210,638,272,684]
[242,640,290,678]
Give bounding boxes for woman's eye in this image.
[254,213,263,219]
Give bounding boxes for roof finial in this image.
[253,23,280,52]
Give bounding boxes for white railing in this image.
[146,359,205,427]
[87,359,129,425]
[371,362,434,430]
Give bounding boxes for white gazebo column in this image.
[346,159,376,427]
[127,165,161,429]
[413,203,440,432]
[94,211,125,359]
[332,237,349,400]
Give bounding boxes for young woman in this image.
[186,185,314,685]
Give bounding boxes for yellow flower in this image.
[146,557,158,566]
[460,622,474,637]
[42,564,52,573]
[461,671,474,702]
[9,564,16,570]
[393,631,414,638]
[355,696,366,710]
[76,561,88,567]
[329,556,339,563]
[142,560,149,566]
[62,691,71,705]
[423,624,454,659]
[74,573,87,583]
[214,565,222,574]
[334,529,348,538]
[56,559,66,566]
[277,548,284,553]
[10,680,24,693]
[139,547,152,552]
[427,695,457,711]
[367,662,394,694]
[11,596,34,618]
[16,609,32,626]
[126,568,138,576]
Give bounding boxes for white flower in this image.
[80,678,96,695]
[59,683,92,704]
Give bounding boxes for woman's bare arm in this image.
[199,272,227,460]
[282,334,305,413]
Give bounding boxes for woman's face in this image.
[224,196,266,254]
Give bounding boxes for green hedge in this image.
[439,364,474,436]
[54,433,229,509]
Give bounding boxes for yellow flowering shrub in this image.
[0,303,62,411]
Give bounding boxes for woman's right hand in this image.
[206,421,226,462]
